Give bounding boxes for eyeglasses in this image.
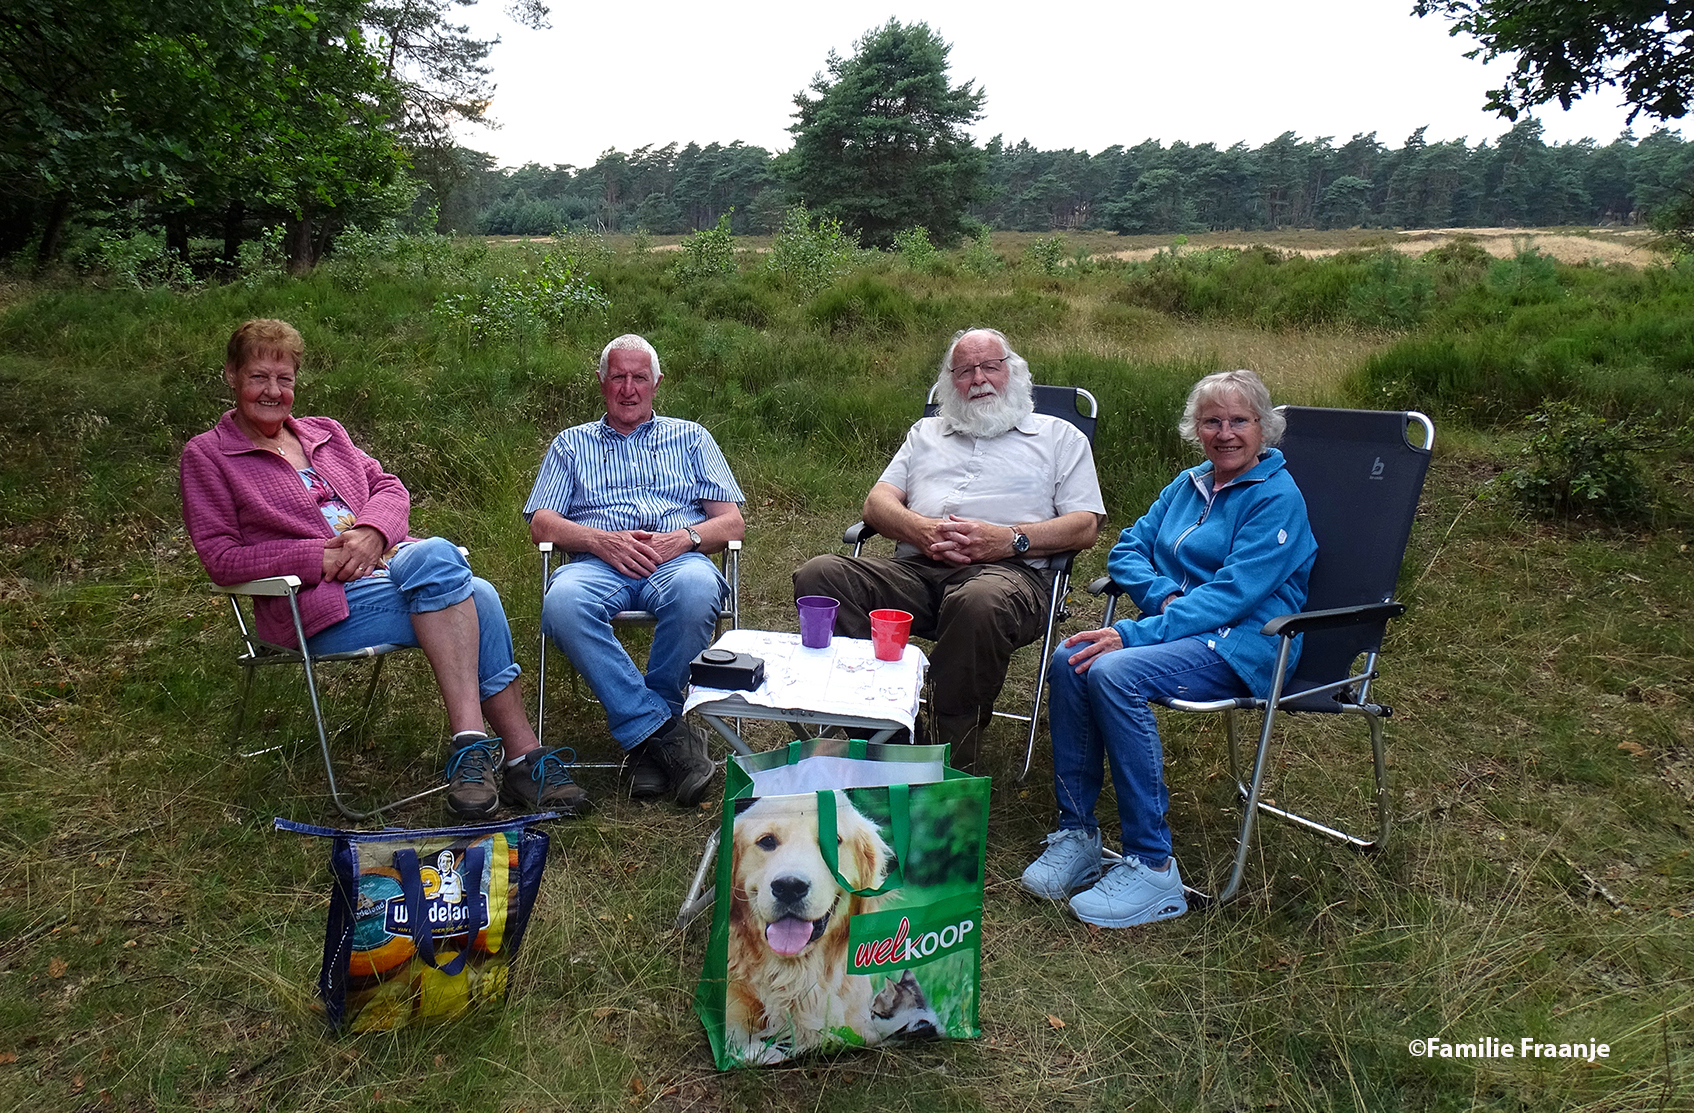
[1199,416,1258,433]
[949,358,1007,380]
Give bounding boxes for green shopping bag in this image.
[694,738,989,1068]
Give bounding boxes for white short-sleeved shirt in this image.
[877,412,1106,568]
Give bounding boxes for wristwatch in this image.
[1010,529,1031,555]
[685,526,703,551]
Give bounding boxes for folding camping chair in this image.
[218,574,446,821]
[841,382,1099,781]
[534,539,741,767]
[1088,406,1434,905]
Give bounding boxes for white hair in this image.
[597,334,662,381]
[938,327,1030,384]
[1178,369,1285,446]
[934,328,1035,438]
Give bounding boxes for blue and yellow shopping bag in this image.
[276,815,554,1031]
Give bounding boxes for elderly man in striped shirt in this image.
[525,335,746,805]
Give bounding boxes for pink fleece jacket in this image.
[179,411,411,647]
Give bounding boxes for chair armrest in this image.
[213,575,303,597]
[843,521,878,546]
[1085,575,1125,597]
[537,541,553,554]
[1261,602,1406,637]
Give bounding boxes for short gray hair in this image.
[1178,369,1286,446]
[939,327,1031,383]
[597,334,662,381]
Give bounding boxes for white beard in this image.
[936,370,1035,439]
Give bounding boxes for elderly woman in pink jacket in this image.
[180,319,584,819]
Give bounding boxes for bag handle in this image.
[394,844,486,976]
[784,737,870,765]
[817,783,909,898]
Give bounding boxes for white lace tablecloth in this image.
[682,628,928,732]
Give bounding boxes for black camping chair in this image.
[534,540,740,767]
[1087,406,1434,904]
[218,575,447,821]
[843,382,1100,781]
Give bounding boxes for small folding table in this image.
[675,628,928,927]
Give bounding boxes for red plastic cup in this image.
[797,595,839,648]
[869,608,914,661]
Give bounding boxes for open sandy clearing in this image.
[1100,227,1659,266]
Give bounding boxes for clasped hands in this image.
[322,525,388,582]
[922,514,1018,565]
[587,527,693,578]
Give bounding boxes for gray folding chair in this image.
[1088,407,1434,905]
[218,575,446,821]
[534,539,741,767]
[843,383,1099,781]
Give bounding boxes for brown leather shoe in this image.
[500,748,590,816]
[444,733,501,819]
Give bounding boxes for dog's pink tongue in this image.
[765,917,814,956]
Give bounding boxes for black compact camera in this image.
[689,648,766,691]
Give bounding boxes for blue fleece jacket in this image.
[1107,448,1318,694]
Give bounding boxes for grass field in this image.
[0,230,1689,1112]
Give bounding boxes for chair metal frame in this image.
[1088,407,1434,905]
[217,574,446,821]
[842,383,1099,781]
[535,539,741,766]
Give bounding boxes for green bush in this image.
[433,249,609,346]
[1023,234,1067,277]
[1501,401,1652,522]
[960,225,1002,276]
[75,228,199,291]
[892,225,938,271]
[766,203,860,298]
[1345,251,1436,330]
[673,213,738,282]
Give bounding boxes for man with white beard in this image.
[792,327,1105,768]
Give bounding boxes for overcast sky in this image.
[452,1,1677,169]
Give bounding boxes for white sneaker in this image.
[1019,828,1104,899]
[1068,857,1188,928]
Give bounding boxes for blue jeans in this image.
[540,553,726,750]
[306,536,521,700]
[1048,637,1247,868]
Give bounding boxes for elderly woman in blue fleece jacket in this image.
[1020,369,1318,928]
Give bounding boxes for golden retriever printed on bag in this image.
[725,790,948,1064]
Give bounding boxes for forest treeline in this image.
[451,118,1694,238]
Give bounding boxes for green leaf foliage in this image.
[1414,0,1694,123]
[1501,400,1653,522]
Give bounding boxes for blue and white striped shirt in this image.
[523,415,744,533]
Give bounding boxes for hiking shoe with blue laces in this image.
[1019,827,1104,899]
[444,732,501,819]
[501,747,590,815]
[1068,857,1188,928]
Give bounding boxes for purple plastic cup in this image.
[796,595,840,649]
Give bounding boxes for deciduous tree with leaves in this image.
[1414,1,1694,123]
[787,19,987,247]
[1415,1,1694,240]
